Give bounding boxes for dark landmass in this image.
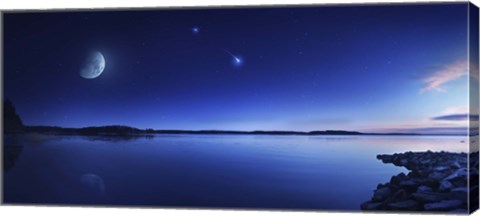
[4,99,24,133]
[24,125,431,136]
[23,125,443,136]
[24,125,368,136]
[361,151,479,213]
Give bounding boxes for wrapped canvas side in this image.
[469,2,479,214]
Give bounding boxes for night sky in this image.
[3,3,471,133]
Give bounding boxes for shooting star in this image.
[224,49,242,66]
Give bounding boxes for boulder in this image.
[419,159,432,166]
[417,178,439,188]
[429,172,448,181]
[399,159,409,166]
[399,179,418,187]
[450,178,467,187]
[434,166,449,172]
[388,200,420,211]
[411,192,447,203]
[450,161,462,169]
[444,168,468,181]
[377,154,394,163]
[390,173,408,185]
[373,187,391,201]
[391,189,408,201]
[448,187,468,200]
[424,200,463,211]
[416,186,433,193]
[439,180,454,192]
[367,151,472,212]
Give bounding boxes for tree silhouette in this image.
[4,99,24,133]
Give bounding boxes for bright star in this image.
[192,27,200,34]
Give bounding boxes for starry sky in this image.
[3,3,473,134]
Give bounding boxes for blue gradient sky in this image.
[3,3,471,133]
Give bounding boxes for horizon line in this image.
[24,124,469,136]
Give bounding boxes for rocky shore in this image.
[361,151,479,213]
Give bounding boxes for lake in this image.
[3,134,467,210]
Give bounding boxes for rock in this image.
[439,180,454,192]
[444,168,468,181]
[416,186,432,193]
[366,151,473,212]
[424,200,463,211]
[388,200,420,210]
[448,187,468,200]
[420,159,432,165]
[361,201,383,210]
[411,192,447,203]
[450,161,461,169]
[434,166,449,172]
[390,173,408,185]
[417,178,439,188]
[398,179,419,192]
[429,172,448,181]
[373,187,391,201]
[392,189,408,201]
[377,154,394,163]
[450,178,467,187]
[399,159,409,166]
[399,179,417,187]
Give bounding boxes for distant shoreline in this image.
[4,100,470,137]
[20,125,467,137]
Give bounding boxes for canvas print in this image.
[2,2,479,213]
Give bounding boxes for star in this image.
[192,27,200,34]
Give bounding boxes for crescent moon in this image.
[80,51,106,79]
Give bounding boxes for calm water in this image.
[3,134,467,210]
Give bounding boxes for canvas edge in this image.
[468,1,480,214]
[0,1,470,14]
[1,10,5,206]
[0,2,477,214]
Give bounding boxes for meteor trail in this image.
[224,49,242,65]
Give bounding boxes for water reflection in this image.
[2,134,468,210]
[3,144,24,172]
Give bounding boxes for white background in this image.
[0,0,479,216]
